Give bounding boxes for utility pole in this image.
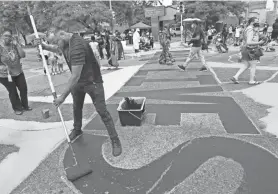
[109,0,115,33]
[178,2,184,44]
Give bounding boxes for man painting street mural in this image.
[34,31,122,157]
[159,26,175,65]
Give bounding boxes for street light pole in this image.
[109,0,114,33]
[180,2,184,44]
[180,13,183,43]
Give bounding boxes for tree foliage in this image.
[0,0,154,37]
[0,1,35,43]
[106,1,152,27]
[0,0,246,38]
[173,1,247,25]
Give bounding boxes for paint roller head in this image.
[66,164,93,182]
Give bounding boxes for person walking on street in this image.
[89,36,101,65]
[272,18,278,40]
[95,32,105,60]
[133,28,140,58]
[35,30,122,157]
[108,35,119,68]
[128,30,133,45]
[234,25,241,46]
[104,31,111,60]
[178,20,208,72]
[56,52,64,73]
[263,22,268,35]
[222,24,228,45]
[115,31,124,60]
[0,28,32,115]
[48,51,58,75]
[231,17,265,85]
[149,32,154,49]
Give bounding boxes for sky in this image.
[162,0,173,6]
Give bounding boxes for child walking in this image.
[48,51,58,75]
[56,52,64,74]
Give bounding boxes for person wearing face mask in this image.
[0,28,32,115]
[231,17,265,85]
[178,20,208,71]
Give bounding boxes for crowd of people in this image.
[161,16,269,86]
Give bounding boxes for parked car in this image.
[170,27,181,37]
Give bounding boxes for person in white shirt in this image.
[207,26,213,42]
[89,36,101,65]
[40,47,49,75]
[133,28,140,57]
[56,51,65,73]
[48,51,58,75]
[229,25,233,35]
[234,26,241,46]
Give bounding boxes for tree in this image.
[49,1,111,31]
[225,1,247,22]
[108,1,152,27]
[174,1,247,27]
[31,1,57,32]
[0,1,35,44]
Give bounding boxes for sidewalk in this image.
[8,44,278,194]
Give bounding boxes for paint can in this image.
[42,109,50,119]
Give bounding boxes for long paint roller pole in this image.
[27,6,92,182]
[27,6,70,143]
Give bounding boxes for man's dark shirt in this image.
[192,26,202,47]
[64,34,103,84]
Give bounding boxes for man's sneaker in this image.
[178,65,186,71]
[69,130,83,142]
[111,137,122,157]
[199,66,208,72]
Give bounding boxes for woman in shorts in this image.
[231,17,265,85]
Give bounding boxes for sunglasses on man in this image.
[253,23,260,27]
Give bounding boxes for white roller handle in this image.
[27,6,71,143]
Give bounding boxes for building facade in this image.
[248,0,278,24]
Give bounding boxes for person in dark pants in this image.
[222,24,228,44]
[95,32,104,59]
[0,28,32,115]
[35,30,122,157]
[104,31,111,60]
[115,32,123,60]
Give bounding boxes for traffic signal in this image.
[179,2,183,13]
[112,10,115,19]
[174,15,177,21]
[182,5,185,13]
[176,6,180,12]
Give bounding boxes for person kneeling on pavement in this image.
[34,31,122,157]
